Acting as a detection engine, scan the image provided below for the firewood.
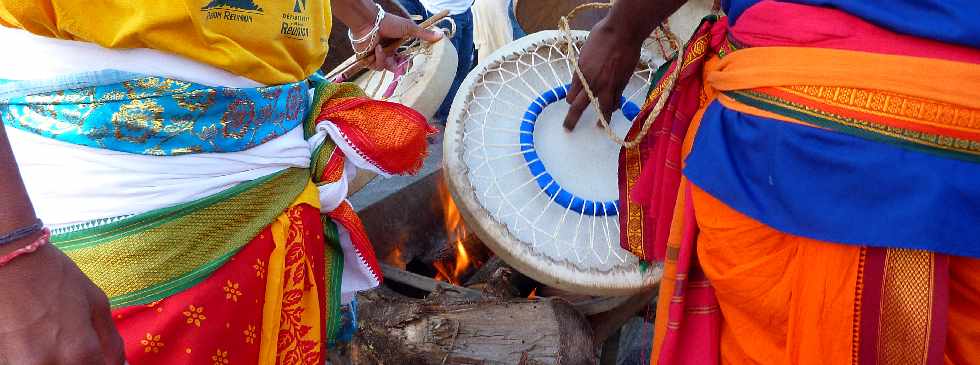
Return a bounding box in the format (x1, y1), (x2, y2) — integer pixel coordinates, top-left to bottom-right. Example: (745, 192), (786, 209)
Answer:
(381, 263), (483, 300)
(351, 290), (597, 365)
(480, 266), (521, 299)
(462, 256), (506, 286)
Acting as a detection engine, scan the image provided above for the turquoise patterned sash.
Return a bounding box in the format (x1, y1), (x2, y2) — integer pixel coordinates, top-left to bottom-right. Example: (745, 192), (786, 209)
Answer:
(0, 70), (309, 156)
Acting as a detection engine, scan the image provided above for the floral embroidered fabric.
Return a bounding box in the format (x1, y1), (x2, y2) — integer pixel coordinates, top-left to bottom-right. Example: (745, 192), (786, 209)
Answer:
(1, 75), (309, 155)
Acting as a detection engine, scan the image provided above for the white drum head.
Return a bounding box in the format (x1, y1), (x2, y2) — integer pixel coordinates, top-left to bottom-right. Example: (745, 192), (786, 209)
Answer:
(330, 37), (458, 120)
(445, 30), (665, 295)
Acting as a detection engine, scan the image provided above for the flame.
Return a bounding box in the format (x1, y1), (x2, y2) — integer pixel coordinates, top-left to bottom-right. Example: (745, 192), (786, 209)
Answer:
(432, 176), (478, 285)
(453, 239), (471, 280)
(431, 239), (471, 285)
(528, 288), (538, 299)
(385, 244), (406, 269)
(433, 260), (456, 284)
(440, 176), (464, 241)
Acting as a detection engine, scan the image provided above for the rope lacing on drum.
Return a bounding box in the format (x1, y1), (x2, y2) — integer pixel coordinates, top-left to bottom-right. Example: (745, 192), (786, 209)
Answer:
(456, 32), (658, 268)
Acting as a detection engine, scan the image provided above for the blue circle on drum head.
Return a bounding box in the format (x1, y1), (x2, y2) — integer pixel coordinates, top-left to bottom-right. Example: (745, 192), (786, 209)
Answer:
(520, 84), (640, 217)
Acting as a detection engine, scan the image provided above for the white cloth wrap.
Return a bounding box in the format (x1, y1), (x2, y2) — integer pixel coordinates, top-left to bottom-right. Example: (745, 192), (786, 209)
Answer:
(2, 27), (383, 302)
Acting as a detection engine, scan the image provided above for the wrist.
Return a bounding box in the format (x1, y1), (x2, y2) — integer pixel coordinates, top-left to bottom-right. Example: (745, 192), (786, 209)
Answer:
(0, 218), (42, 252)
(594, 19), (648, 49)
(0, 231), (41, 255)
(347, 1), (382, 36)
(0, 228), (49, 266)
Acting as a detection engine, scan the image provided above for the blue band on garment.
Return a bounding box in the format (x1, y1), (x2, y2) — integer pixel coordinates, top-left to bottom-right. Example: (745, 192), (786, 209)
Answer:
(1, 71), (309, 156)
(684, 101), (980, 258)
(520, 84), (640, 216)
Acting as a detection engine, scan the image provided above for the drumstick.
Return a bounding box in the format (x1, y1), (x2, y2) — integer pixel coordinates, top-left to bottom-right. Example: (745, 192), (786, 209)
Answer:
(329, 10), (450, 81)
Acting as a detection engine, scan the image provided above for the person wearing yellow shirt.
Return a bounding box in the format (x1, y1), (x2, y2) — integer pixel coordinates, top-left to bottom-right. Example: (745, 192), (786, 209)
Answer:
(0, 0), (440, 364)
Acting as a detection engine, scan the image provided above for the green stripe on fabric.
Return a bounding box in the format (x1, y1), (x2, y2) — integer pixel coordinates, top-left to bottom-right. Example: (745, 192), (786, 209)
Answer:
(323, 217), (345, 344)
(110, 250), (238, 308)
(54, 168), (312, 308)
(304, 83), (330, 138)
(303, 81), (368, 138)
(311, 139), (338, 182)
(648, 55), (675, 96)
(725, 91), (980, 163)
(54, 170), (287, 250)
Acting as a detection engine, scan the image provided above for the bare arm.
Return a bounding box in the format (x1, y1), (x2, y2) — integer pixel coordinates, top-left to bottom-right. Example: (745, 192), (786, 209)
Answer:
(0, 126), (125, 364)
(332, 0), (385, 34)
(332, 0), (443, 70)
(563, 0), (688, 130)
(0, 126), (36, 251)
(605, 0), (688, 47)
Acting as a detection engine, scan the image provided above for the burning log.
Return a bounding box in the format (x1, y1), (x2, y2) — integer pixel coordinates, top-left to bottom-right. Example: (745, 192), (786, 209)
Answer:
(480, 266), (522, 299)
(380, 263), (483, 300)
(355, 168), (652, 363)
(352, 290), (597, 365)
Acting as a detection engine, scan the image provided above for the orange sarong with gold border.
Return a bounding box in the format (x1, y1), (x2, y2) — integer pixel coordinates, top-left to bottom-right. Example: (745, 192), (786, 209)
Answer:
(618, 4), (980, 365)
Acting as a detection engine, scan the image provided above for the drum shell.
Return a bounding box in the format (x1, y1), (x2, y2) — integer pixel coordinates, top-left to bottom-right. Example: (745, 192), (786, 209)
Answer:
(444, 30), (664, 296)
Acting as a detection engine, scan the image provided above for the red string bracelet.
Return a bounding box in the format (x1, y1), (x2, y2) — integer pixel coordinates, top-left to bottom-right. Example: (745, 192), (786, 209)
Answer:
(0, 228), (50, 268)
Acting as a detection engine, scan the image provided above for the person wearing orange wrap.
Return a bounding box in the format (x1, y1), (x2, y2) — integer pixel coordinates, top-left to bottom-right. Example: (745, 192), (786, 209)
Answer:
(565, 0), (980, 364)
(0, 0), (440, 364)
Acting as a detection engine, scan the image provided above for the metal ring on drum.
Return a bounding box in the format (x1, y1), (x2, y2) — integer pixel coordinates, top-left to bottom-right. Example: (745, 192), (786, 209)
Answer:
(444, 30), (664, 296)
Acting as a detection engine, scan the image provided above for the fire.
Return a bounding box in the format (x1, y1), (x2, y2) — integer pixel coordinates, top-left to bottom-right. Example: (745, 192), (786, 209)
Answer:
(433, 260), (456, 284)
(453, 239), (471, 279)
(439, 176), (465, 242)
(432, 176), (478, 285)
(431, 238), (472, 285)
(528, 288), (538, 299)
(385, 244), (406, 269)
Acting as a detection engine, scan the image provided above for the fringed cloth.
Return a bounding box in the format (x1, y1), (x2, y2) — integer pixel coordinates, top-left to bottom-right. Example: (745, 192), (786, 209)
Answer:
(616, 2), (980, 364)
(5, 76), (434, 364)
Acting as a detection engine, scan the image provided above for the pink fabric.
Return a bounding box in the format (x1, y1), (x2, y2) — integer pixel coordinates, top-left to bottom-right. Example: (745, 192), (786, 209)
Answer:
(731, 1), (980, 64)
(656, 184), (720, 365)
(619, 18), (725, 262)
(619, 16), (726, 365)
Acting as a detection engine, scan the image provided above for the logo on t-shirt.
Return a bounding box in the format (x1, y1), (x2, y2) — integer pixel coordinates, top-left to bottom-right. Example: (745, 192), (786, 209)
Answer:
(202, 0), (263, 23)
(280, 0), (311, 40)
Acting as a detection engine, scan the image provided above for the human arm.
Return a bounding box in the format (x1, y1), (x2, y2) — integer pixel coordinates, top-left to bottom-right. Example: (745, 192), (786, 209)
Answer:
(563, 0), (688, 130)
(332, 0), (443, 70)
(0, 126), (125, 365)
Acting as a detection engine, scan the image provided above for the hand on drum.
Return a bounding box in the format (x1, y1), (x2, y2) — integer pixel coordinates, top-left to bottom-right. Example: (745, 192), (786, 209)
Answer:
(355, 13), (444, 71)
(563, 19), (644, 132)
(563, 0), (688, 132)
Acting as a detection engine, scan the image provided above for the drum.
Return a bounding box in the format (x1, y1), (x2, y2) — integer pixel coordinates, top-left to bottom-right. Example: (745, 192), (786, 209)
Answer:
(328, 36), (458, 120)
(329, 31), (458, 196)
(444, 30), (664, 295)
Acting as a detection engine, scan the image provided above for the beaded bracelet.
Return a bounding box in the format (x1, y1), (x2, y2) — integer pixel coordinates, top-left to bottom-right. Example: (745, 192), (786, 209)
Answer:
(0, 228), (50, 268)
(348, 3), (386, 56)
(0, 218), (43, 246)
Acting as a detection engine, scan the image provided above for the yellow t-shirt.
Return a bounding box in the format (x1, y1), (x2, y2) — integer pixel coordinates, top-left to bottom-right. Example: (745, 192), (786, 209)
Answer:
(0, 0), (332, 84)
